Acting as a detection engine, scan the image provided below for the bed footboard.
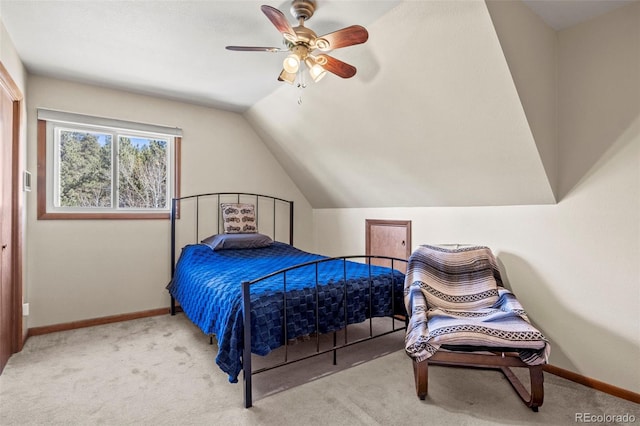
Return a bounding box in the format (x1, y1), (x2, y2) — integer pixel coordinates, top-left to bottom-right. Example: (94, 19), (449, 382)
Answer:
(241, 255), (407, 408)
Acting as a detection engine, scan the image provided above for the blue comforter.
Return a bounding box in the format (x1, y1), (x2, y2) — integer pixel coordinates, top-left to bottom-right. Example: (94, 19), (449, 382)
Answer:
(167, 242), (405, 382)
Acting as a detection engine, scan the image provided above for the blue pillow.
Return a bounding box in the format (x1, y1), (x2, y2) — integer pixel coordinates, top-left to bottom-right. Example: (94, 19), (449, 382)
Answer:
(201, 233), (273, 251)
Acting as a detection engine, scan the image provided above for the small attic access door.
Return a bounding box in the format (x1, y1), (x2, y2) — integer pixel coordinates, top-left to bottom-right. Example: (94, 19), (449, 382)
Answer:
(365, 219), (411, 274)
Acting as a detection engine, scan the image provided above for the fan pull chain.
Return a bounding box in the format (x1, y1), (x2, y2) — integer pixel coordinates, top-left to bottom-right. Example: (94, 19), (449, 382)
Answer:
(296, 68), (307, 105)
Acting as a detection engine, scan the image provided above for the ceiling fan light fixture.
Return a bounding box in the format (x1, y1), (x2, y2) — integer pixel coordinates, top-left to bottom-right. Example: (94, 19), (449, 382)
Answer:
(309, 64), (326, 82)
(278, 69), (297, 84)
(283, 53), (301, 73)
(305, 57), (327, 82)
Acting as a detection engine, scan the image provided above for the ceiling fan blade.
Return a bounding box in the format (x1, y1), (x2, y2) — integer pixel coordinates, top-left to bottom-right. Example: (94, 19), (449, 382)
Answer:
(316, 25), (369, 51)
(316, 54), (357, 79)
(261, 5), (298, 43)
(226, 46), (284, 52)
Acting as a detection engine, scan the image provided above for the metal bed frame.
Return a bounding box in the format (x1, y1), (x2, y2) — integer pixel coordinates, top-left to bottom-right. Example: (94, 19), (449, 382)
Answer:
(169, 192), (407, 408)
(169, 192), (294, 316)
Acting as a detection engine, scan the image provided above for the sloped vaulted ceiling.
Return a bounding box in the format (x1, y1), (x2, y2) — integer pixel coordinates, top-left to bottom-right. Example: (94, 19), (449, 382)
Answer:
(245, 0), (557, 208)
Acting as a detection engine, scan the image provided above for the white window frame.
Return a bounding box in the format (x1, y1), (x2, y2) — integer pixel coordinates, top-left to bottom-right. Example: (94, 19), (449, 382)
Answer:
(37, 109), (182, 219)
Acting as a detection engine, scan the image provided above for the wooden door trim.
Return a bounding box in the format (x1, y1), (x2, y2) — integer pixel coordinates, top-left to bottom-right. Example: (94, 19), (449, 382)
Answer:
(0, 62), (22, 100)
(0, 61), (24, 354)
(365, 219), (412, 260)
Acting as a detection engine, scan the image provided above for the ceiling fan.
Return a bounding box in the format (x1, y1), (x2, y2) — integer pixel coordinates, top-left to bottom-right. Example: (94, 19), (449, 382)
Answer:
(226, 0), (369, 84)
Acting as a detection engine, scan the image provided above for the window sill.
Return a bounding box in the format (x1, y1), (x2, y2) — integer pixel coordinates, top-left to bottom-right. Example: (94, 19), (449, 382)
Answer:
(37, 211), (170, 220)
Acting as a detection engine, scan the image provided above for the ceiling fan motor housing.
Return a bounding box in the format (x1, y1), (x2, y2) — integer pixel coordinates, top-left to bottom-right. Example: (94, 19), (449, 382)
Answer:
(290, 0), (317, 21)
(291, 26), (317, 46)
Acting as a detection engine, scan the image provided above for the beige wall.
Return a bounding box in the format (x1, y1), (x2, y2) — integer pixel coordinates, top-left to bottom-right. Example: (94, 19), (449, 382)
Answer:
(25, 76), (312, 327)
(0, 17), (25, 90)
(558, 1), (639, 199)
(313, 3), (640, 393)
(486, 0), (558, 198)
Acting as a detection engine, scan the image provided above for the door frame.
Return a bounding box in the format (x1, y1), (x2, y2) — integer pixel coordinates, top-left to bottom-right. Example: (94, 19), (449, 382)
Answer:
(0, 61), (24, 355)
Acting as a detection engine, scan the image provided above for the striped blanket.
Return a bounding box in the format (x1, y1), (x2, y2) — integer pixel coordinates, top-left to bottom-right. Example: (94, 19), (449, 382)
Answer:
(404, 245), (550, 365)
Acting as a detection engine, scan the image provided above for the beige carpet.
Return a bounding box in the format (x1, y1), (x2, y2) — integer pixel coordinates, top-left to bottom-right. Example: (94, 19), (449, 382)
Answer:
(0, 314), (637, 425)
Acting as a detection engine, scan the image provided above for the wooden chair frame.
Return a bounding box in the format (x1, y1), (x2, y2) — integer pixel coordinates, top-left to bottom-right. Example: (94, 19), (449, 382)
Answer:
(412, 349), (544, 411)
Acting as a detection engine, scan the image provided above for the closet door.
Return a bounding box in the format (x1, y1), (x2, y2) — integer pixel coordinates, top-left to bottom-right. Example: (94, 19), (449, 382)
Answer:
(0, 63), (23, 374)
(0, 76), (14, 373)
(365, 219), (411, 273)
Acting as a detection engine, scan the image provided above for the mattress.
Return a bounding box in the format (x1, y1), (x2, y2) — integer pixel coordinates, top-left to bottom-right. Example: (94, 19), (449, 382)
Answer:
(167, 242), (405, 382)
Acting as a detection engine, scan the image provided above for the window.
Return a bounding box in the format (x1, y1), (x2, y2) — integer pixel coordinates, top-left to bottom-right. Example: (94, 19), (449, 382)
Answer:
(37, 109), (181, 219)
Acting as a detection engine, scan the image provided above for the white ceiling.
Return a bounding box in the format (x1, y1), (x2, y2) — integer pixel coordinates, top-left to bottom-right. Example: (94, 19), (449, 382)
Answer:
(521, 0), (634, 30)
(1, 0), (634, 208)
(0, 0), (400, 112)
(0, 0), (632, 113)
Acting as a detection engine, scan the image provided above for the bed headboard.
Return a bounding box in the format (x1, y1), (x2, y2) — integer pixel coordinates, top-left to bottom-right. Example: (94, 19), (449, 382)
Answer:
(170, 192), (294, 276)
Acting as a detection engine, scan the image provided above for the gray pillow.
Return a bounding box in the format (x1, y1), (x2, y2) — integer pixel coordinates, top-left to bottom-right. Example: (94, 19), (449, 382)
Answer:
(201, 233), (273, 251)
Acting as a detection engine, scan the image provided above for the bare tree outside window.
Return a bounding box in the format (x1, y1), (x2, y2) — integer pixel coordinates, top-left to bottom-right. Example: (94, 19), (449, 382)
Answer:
(57, 130), (169, 210)
(118, 136), (167, 209)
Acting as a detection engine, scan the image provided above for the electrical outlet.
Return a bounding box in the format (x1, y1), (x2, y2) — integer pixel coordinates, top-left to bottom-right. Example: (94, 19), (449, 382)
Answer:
(22, 303), (29, 316)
